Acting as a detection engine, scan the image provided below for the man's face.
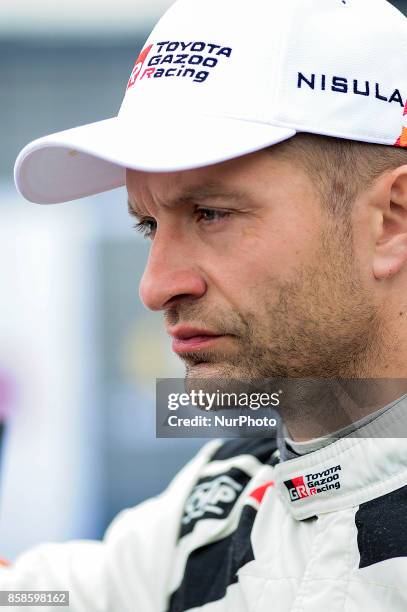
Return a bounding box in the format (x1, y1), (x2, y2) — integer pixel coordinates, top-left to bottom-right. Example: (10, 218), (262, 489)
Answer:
(127, 148), (381, 380)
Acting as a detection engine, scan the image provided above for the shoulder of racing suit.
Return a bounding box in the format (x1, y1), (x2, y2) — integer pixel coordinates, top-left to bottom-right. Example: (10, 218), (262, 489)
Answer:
(0, 438), (278, 612)
(3, 435), (407, 612)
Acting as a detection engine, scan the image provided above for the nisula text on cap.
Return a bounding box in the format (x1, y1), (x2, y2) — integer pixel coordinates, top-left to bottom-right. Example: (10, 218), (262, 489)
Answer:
(298, 72), (404, 107)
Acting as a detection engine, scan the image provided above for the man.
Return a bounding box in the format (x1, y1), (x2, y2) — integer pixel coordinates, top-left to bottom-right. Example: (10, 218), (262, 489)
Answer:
(4, 0), (407, 610)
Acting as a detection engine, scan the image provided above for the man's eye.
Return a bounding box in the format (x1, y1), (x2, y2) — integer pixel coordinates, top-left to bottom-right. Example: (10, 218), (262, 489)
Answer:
(133, 209), (230, 237)
(133, 219), (156, 239)
(196, 208), (231, 223)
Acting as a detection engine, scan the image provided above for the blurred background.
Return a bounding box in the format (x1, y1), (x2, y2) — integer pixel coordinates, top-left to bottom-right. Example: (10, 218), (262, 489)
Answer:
(0, 0), (407, 560)
(0, 0), (207, 560)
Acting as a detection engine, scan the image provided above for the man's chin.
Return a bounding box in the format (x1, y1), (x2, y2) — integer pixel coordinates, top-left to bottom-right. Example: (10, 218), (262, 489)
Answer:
(184, 359), (255, 383)
(184, 362), (278, 403)
(185, 361), (224, 379)
(184, 361), (242, 401)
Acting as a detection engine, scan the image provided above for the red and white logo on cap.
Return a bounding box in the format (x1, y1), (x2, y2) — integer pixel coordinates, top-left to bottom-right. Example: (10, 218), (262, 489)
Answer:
(127, 45), (154, 89)
(126, 40), (233, 89)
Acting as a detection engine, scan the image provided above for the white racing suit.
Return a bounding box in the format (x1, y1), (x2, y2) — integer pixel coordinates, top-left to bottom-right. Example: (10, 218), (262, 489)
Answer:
(1, 399), (407, 611)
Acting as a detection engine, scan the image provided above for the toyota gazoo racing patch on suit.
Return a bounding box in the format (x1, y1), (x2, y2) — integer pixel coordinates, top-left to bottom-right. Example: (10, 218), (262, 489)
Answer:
(284, 465), (342, 502)
(127, 40), (233, 88)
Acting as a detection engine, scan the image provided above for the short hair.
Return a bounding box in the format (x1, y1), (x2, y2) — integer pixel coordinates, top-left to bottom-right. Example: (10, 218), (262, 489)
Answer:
(270, 133), (407, 217)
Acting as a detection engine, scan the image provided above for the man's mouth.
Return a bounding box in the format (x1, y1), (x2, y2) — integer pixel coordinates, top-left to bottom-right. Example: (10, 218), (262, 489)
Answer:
(168, 326), (224, 355)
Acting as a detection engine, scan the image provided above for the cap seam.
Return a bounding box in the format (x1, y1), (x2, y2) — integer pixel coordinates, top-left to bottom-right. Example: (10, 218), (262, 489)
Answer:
(269, 0), (295, 126)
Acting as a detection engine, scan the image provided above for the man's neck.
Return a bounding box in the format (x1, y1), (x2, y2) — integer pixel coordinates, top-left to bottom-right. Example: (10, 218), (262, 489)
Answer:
(280, 378), (407, 442)
(280, 390), (407, 462)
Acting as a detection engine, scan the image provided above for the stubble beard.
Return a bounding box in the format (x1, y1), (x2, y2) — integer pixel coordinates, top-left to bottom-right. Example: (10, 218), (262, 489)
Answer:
(169, 217), (384, 383)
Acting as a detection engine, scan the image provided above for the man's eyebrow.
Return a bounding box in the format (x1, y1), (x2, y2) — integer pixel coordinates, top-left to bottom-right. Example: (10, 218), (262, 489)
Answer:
(127, 183), (249, 219)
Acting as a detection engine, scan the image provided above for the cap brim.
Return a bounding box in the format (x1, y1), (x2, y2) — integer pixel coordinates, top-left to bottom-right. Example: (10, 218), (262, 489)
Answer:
(14, 114), (296, 204)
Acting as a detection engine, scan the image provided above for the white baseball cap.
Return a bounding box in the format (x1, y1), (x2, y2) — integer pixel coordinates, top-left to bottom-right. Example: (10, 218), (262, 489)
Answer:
(14, 0), (407, 205)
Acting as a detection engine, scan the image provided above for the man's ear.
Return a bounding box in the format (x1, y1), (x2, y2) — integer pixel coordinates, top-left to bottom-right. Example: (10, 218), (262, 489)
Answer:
(373, 165), (407, 281)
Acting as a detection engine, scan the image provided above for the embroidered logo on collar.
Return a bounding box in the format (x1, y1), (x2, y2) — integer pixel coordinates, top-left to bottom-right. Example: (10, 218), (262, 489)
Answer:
(284, 465), (342, 502)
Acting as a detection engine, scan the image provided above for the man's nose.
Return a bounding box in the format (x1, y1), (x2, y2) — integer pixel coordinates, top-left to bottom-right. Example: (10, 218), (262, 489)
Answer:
(139, 238), (207, 311)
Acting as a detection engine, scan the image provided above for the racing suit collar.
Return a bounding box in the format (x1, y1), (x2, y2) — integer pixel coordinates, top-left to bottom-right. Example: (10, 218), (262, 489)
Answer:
(274, 394), (407, 521)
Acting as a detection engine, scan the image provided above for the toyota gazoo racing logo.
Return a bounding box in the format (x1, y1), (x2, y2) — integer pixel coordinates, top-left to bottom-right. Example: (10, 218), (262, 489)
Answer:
(127, 44), (154, 89)
(284, 465), (342, 502)
(127, 40), (233, 89)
